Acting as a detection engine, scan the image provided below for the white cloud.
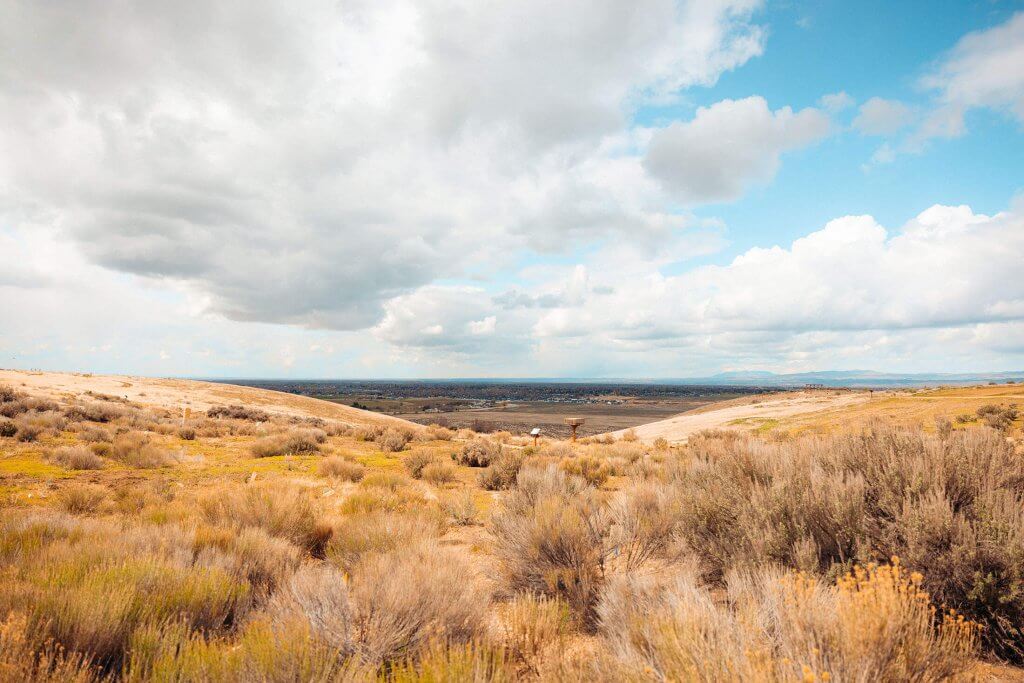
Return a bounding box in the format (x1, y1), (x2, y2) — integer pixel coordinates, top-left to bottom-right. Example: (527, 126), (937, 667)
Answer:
(819, 91), (854, 113)
(643, 96), (831, 203)
(0, 0), (766, 331)
(391, 202), (1024, 373)
(468, 316), (497, 336)
(853, 97), (913, 135)
(916, 12), (1024, 142)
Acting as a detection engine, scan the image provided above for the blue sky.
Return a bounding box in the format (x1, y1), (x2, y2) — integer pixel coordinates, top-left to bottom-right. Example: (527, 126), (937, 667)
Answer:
(2, 0), (1024, 378)
(680, 0), (1024, 259)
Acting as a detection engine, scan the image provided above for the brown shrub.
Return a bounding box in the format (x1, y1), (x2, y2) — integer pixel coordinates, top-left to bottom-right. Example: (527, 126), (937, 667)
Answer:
(56, 484), (108, 514)
(426, 424), (454, 441)
(402, 450), (437, 478)
(560, 455), (611, 488)
(177, 427), (196, 440)
(249, 428), (325, 457)
(353, 424), (385, 442)
(206, 404), (270, 421)
(377, 427), (411, 453)
(478, 450), (526, 491)
(318, 456), (365, 482)
(0, 417), (16, 438)
(421, 462), (457, 486)
(64, 402), (124, 423)
(77, 425), (111, 443)
(490, 465), (608, 625)
(109, 432), (179, 468)
(15, 421), (43, 442)
(349, 542), (490, 661)
(47, 445), (105, 470)
(264, 565), (354, 656)
(199, 481), (330, 556)
(0, 384), (25, 403)
(440, 491), (478, 526)
(454, 439), (500, 467)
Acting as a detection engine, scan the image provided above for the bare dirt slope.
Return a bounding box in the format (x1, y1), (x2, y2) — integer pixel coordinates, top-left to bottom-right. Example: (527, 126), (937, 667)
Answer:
(604, 390), (871, 443)
(0, 368), (420, 429)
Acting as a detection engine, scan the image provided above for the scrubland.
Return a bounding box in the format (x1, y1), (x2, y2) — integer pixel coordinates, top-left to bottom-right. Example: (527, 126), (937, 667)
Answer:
(0, 377), (1022, 681)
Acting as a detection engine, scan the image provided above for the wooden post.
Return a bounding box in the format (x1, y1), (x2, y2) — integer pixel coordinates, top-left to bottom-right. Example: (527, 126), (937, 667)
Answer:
(563, 417), (585, 443)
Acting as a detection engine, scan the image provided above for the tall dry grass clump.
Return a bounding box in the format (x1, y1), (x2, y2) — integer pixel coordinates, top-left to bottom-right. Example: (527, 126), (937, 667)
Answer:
(377, 427), (412, 453)
(249, 428), (325, 457)
(490, 465), (609, 625)
(0, 512), (250, 671)
(319, 455), (365, 482)
(56, 483), (108, 514)
(348, 542), (490, 662)
(667, 425), (1024, 660)
(109, 432), (178, 468)
(47, 445), (105, 470)
(198, 481), (330, 556)
(326, 510), (441, 572)
(0, 613), (100, 682)
(402, 450), (438, 478)
(454, 438), (501, 467)
(595, 561), (977, 681)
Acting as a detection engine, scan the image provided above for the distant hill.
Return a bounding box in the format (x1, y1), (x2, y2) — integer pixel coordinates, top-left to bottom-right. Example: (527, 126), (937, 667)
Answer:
(691, 370), (1024, 388)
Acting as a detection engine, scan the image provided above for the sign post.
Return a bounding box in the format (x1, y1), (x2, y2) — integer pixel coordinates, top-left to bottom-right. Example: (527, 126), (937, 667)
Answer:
(563, 417), (585, 443)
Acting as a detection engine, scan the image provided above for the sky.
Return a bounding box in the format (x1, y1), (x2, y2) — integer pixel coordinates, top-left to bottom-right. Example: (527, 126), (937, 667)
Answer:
(2, 0), (1024, 379)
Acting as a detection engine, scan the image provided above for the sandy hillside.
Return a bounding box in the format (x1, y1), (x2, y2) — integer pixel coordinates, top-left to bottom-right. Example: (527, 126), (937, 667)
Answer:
(603, 390), (871, 443)
(606, 383), (1024, 443)
(0, 368), (420, 430)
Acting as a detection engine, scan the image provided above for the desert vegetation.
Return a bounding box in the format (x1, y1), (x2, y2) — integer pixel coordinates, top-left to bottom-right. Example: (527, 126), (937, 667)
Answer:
(0, 379), (1022, 680)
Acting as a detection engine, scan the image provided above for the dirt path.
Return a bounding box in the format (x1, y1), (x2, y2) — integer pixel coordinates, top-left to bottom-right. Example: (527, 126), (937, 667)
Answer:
(603, 390), (871, 443)
(0, 368), (421, 429)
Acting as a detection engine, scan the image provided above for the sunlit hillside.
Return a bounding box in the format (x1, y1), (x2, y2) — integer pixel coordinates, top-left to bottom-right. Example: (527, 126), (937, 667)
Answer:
(1, 372), (1022, 680)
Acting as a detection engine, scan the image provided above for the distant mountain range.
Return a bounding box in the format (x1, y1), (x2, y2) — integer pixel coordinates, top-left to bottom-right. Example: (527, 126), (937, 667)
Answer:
(684, 370), (1024, 388)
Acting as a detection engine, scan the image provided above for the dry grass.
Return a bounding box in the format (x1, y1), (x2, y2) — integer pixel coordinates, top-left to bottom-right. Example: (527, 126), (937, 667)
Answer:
(377, 427), (412, 453)
(348, 542), (490, 662)
(109, 432), (179, 468)
(426, 424), (455, 440)
(319, 455), (366, 481)
(455, 438), (501, 467)
(421, 461), (457, 485)
(56, 484), (108, 514)
(0, 613), (100, 682)
(249, 428), (325, 457)
(199, 481), (330, 556)
(47, 445), (106, 470)
(402, 449), (438, 478)
(326, 511), (441, 571)
(490, 465), (609, 625)
(595, 561), (977, 681)
(1, 379), (1021, 679)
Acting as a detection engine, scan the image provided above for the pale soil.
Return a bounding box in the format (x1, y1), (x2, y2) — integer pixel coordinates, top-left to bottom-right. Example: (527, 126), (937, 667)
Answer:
(0, 368), (421, 430)
(603, 390), (872, 443)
